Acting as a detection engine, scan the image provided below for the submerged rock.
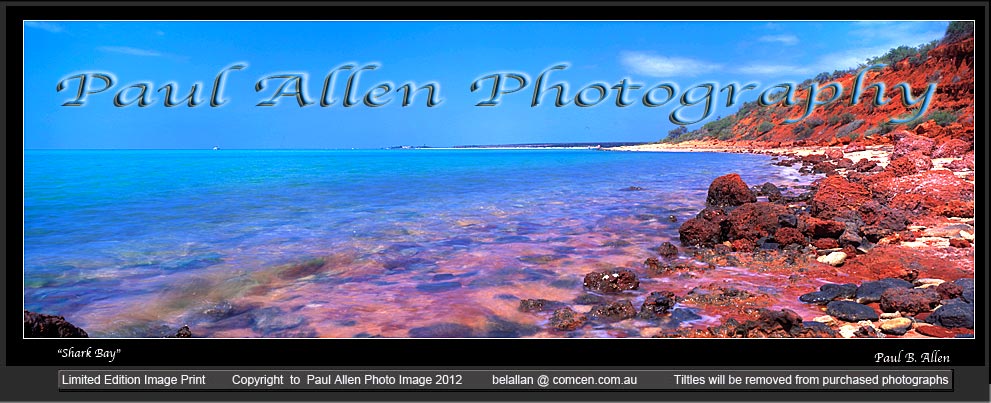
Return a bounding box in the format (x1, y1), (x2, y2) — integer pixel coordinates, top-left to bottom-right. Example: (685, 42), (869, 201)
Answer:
(276, 258), (326, 280)
(484, 317), (539, 338)
(683, 284), (754, 306)
(656, 242), (679, 258)
(573, 294), (607, 305)
(669, 308), (703, 323)
(550, 308), (587, 331)
(409, 323), (474, 338)
(175, 325), (192, 338)
(23, 310), (88, 338)
(582, 269), (639, 293)
(519, 298), (565, 313)
(588, 301), (637, 323)
(160, 253), (224, 272)
(638, 291), (677, 319)
(250, 307), (305, 333)
(416, 281), (462, 293)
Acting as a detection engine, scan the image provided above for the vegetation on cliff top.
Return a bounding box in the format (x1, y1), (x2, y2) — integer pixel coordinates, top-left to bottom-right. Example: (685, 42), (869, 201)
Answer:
(663, 22), (974, 145)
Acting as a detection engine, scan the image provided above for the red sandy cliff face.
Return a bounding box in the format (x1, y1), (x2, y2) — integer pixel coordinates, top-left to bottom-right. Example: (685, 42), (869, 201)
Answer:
(681, 33), (974, 151)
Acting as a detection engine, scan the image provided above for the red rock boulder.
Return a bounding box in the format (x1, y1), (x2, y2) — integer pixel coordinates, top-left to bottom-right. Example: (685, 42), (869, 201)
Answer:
(810, 176), (872, 220)
(891, 131), (935, 159)
(706, 173), (756, 208)
(932, 139), (971, 158)
(885, 151), (933, 177)
(726, 202), (789, 243)
(679, 218), (722, 247)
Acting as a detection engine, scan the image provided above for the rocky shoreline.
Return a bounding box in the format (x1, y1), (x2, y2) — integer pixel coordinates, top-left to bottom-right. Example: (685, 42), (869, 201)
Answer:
(589, 124), (975, 338)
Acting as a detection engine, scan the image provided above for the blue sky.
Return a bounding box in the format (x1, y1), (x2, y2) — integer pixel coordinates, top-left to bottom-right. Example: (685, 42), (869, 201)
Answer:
(24, 21), (949, 149)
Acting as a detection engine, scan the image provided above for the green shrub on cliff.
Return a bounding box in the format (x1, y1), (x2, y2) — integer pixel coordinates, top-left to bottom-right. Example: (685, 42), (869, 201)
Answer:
(905, 109), (958, 129)
(865, 121), (895, 138)
(702, 115), (738, 140)
(944, 21), (975, 44)
(757, 121), (774, 134)
(792, 116), (825, 140)
(866, 45), (919, 67)
(928, 110), (960, 126)
(827, 112), (856, 126)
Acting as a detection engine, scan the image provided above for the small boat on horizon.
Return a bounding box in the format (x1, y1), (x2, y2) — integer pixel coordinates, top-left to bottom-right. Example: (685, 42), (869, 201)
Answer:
(212, 146), (220, 150)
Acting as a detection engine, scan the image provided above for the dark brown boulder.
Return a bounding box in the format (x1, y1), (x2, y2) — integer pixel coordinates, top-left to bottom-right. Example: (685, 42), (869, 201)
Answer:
(24, 310), (88, 338)
(550, 308), (587, 331)
(589, 300), (637, 322)
(879, 288), (940, 314)
(758, 182), (784, 203)
(656, 242), (679, 258)
(720, 309), (838, 338)
(936, 282), (963, 300)
(582, 269), (639, 293)
(519, 298), (565, 313)
(175, 325), (192, 338)
(638, 291), (677, 319)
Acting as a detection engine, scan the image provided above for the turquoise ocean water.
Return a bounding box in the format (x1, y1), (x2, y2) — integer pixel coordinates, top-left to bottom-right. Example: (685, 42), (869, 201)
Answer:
(23, 149), (805, 338)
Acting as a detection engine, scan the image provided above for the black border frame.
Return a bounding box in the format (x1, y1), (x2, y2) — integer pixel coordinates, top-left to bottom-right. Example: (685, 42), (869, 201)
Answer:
(4, 2), (988, 401)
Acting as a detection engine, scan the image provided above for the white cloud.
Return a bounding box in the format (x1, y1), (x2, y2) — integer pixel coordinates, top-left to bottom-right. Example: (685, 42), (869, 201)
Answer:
(620, 51), (721, 77)
(738, 21), (947, 78)
(155, 30), (166, 36)
(758, 34), (799, 46)
(24, 21), (64, 33)
(737, 64), (813, 76)
(812, 22), (945, 72)
(97, 46), (163, 57)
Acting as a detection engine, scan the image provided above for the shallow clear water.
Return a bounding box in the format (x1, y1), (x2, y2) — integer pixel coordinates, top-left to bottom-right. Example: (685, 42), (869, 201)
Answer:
(24, 149), (806, 337)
